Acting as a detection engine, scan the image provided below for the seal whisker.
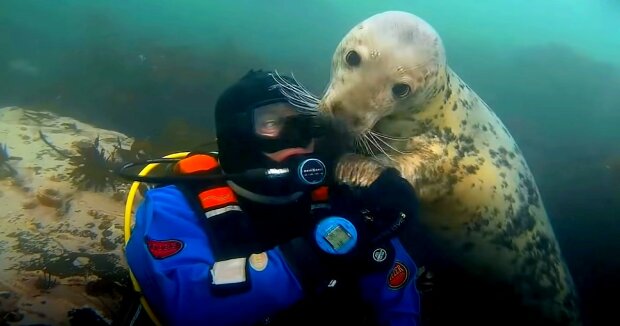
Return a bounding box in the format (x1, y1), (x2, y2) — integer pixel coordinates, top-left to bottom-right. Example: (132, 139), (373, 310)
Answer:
(354, 137), (364, 154)
(360, 135), (380, 160)
(270, 70), (321, 113)
(369, 132), (407, 157)
(369, 131), (411, 155)
(358, 136), (375, 158)
(364, 135), (382, 160)
(370, 130), (410, 141)
(289, 72), (321, 102)
(364, 132), (395, 161)
(319, 82), (331, 99)
(269, 76), (316, 105)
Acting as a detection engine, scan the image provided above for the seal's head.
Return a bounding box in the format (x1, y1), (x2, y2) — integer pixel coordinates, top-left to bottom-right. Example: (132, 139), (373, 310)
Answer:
(320, 11), (447, 136)
(215, 69), (354, 202)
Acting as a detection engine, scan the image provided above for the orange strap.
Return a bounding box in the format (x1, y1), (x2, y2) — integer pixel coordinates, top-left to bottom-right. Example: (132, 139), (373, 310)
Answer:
(176, 154), (219, 174)
(176, 154), (329, 210)
(198, 186), (238, 208)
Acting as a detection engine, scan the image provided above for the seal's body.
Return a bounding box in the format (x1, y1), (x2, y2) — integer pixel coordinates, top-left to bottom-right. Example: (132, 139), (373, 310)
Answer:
(318, 11), (580, 325)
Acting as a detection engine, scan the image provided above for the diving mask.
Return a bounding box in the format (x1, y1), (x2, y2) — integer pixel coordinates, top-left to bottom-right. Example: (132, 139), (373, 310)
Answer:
(250, 102), (324, 155)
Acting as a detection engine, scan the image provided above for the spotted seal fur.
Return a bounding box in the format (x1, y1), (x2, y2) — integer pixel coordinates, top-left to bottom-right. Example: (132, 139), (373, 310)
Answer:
(274, 10), (582, 326)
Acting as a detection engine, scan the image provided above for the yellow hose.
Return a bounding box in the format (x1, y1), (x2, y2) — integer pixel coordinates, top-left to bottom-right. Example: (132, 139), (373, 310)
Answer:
(123, 152), (190, 326)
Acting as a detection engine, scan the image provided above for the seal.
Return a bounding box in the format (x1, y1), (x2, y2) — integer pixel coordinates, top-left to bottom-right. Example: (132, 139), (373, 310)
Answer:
(304, 10), (580, 325)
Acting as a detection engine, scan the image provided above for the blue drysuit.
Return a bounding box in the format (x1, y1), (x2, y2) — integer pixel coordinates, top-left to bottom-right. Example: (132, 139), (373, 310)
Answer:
(125, 185), (420, 325)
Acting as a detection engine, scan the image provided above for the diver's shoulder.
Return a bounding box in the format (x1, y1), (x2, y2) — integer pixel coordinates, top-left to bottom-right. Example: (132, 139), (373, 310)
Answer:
(143, 185), (187, 205)
(138, 185), (200, 223)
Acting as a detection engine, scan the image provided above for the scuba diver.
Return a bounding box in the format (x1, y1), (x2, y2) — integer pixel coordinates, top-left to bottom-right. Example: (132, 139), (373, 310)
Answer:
(120, 70), (422, 325)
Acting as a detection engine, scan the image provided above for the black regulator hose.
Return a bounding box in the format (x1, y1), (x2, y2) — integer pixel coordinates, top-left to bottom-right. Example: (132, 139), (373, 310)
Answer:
(115, 159), (287, 185)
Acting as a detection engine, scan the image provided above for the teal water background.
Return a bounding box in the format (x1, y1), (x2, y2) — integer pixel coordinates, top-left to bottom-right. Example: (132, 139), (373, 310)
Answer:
(1, 1), (619, 325)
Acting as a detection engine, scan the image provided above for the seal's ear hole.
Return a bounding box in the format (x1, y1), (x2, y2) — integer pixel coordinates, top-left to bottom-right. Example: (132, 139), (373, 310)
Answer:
(392, 83), (411, 98)
(345, 50), (362, 67)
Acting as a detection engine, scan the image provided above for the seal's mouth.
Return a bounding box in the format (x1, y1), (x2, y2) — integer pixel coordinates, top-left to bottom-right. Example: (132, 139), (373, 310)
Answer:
(327, 110), (375, 138)
(353, 117), (412, 158)
(356, 116), (381, 137)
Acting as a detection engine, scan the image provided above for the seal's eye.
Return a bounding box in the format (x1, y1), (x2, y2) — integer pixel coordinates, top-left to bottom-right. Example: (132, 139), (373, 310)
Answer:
(392, 83), (411, 98)
(345, 50), (361, 67)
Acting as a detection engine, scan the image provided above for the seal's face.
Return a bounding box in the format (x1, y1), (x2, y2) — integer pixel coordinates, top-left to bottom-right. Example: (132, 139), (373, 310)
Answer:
(319, 11), (447, 136)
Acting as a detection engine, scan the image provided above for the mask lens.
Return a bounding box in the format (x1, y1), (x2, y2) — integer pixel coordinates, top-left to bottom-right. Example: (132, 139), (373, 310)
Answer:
(253, 103), (300, 139)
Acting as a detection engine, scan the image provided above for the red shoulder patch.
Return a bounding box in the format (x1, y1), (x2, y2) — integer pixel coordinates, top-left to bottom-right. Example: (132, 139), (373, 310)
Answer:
(146, 239), (184, 259)
(388, 261), (409, 290)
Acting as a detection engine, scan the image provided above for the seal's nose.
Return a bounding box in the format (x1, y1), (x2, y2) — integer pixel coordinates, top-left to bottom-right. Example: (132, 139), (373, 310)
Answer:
(330, 101), (361, 127)
(330, 100), (344, 117)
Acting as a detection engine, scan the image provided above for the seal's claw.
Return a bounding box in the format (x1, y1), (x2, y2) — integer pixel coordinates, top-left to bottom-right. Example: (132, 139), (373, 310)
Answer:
(335, 153), (386, 187)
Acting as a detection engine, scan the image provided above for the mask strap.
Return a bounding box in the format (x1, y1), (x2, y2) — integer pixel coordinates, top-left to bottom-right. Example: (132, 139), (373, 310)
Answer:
(227, 180), (304, 205)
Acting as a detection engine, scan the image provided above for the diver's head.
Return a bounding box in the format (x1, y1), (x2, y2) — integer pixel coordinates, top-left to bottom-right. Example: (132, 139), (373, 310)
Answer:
(215, 69), (333, 203)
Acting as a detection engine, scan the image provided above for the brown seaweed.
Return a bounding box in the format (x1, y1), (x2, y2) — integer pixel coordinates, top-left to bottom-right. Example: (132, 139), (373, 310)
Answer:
(35, 268), (58, 290)
(0, 143), (18, 178)
(38, 130), (123, 192)
(68, 136), (120, 192)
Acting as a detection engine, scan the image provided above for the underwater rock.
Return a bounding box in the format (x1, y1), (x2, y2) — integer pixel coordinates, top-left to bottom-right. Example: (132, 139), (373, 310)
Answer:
(100, 237), (117, 251)
(0, 290), (18, 310)
(22, 200), (37, 209)
(0, 106), (133, 325)
(36, 188), (64, 208)
(72, 257), (90, 269)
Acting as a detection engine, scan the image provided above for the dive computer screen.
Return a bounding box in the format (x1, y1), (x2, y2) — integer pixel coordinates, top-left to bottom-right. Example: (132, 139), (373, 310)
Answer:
(324, 224), (352, 250)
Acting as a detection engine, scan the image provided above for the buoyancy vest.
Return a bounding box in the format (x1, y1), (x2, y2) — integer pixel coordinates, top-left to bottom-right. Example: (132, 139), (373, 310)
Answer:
(172, 152), (330, 262)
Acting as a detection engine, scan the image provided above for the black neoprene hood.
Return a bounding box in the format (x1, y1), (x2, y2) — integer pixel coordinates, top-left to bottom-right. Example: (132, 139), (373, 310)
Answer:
(214, 70), (296, 174)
